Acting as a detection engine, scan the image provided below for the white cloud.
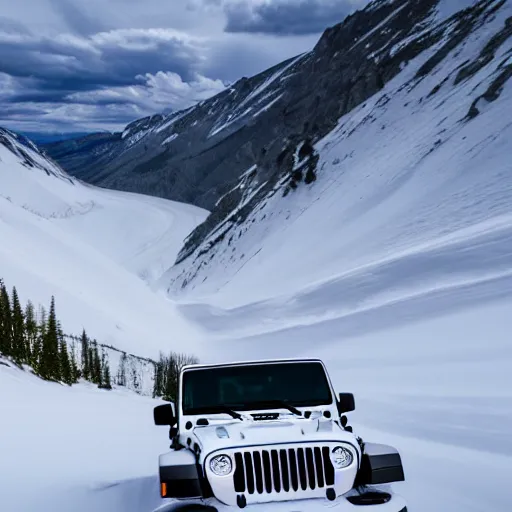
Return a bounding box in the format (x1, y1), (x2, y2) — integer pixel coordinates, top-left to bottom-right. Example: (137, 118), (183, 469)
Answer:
(0, 0), (360, 132)
(67, 71), (226, 112)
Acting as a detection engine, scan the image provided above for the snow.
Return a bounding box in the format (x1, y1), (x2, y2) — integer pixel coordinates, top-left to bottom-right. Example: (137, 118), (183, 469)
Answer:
(252, 93), (284, 119)
(0, 132), (209, 359)
(238, 53), (307, 110)
(3, 3), (512, 512)
(350, 3), (408, 51)
(208, 107), (253, 138)
(162, 133), (178, 145)
(0, 362), (168, 512)
(154, 108), (194, 134)
(184, 295), (512, 511)
(123, 128), (151, 147)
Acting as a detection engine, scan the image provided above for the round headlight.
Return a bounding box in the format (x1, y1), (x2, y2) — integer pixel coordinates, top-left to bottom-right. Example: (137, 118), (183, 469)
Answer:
(209, 454), (233, 476)
(331, 446), (353, 469)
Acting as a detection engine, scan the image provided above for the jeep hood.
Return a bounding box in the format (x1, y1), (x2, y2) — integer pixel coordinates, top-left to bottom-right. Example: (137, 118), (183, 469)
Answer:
(191, 416), (356, 456)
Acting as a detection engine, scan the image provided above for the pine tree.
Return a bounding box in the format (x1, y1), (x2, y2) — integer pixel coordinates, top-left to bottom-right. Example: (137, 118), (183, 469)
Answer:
(88, 345), (95, 383)
(132, 366), (140, 393)
(87, 347), (94, 382)
(0, 282), (13, 357)
(32, 305), (47, 374)
(152, 355), (164, 398)
(159, 352), (199, 401)
(37, 305), (47, 331)
(11, 286), (26, 364)
(80, 329), (90, 380)
(90, 341), (102, 385)
(95, 344), (102, 385)
(31, 333), (43, 375)
(58, 323), (72, 384)
(25, 301), (38, 367)
(103, 363), (112, 390)
(69, 341), (79, 383)
(164, 354), (178, 401)
(40, 296), (60, 381)
(100, 350), (112, 390)
(0, 279), (6, 357)
(117, 352), (127, 387)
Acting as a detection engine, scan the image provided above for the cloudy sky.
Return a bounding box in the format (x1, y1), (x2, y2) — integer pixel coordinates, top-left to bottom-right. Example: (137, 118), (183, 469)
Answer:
(0, 0), (367, 133)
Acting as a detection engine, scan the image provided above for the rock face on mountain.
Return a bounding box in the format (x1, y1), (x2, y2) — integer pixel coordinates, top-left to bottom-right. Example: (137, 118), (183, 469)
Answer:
(0, 127), (74, 183)
(44, 0), (512, 274)
(43, 56), (298, 210)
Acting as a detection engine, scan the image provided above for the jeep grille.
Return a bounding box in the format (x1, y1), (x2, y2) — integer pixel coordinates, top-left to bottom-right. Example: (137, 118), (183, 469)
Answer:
(233, 446), (335, 494)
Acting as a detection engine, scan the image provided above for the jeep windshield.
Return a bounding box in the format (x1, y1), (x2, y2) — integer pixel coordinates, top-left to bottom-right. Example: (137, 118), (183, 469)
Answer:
(182, 361), (333, 415)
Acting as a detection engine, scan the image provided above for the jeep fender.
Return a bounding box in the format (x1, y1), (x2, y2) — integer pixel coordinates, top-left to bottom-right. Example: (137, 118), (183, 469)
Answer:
(159, 450), (205, 499)
(355, 443), (405, 486)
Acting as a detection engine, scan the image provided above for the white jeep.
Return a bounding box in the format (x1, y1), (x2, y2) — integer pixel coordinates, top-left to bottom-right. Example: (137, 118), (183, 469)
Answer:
(153, 358), (407, 512)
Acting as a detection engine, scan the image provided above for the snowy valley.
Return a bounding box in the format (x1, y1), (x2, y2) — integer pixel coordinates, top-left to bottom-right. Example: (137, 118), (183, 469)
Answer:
(0, 127), (207, 362)
(1, 0), (512, 512)
(0, 127), (207, 511)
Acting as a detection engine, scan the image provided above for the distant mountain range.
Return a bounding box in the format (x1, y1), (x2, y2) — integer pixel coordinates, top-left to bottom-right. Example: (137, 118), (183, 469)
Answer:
(19, 131), (95, 145)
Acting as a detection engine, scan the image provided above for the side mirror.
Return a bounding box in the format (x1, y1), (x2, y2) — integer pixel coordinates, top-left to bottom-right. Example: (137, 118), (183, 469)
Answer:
(154, 404), (177, 426)
(337, 393), (355, 414)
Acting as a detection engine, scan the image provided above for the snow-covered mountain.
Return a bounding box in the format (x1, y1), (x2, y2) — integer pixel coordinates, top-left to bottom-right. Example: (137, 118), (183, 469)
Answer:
(166, 0), (512, 301)
(2, 1), (512, 512)
(42, 0), (460, 212)
(41, 55), (301, 209)
(0, 126), (208, 362)
(44, 0), (512, 269)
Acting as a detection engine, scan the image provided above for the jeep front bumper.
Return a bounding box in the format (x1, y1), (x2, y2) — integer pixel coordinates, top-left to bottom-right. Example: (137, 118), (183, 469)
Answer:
(153, 492), (407, 512)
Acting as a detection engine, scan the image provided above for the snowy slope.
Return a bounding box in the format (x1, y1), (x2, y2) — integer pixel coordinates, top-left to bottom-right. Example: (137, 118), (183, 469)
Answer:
(0, 361), (168, 512)
(0, 129), (210, 512)
(158, 2), (512, 510)
(167, 0), (512, 303)
(0, 127), (208, 359)
(181, 300), (511, 512)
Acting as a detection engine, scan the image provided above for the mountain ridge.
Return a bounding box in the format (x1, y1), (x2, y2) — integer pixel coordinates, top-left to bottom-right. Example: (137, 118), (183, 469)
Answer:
(43, 0), (443, 209)
(41, 0), (512, 279)
(160, 0), (512, 301)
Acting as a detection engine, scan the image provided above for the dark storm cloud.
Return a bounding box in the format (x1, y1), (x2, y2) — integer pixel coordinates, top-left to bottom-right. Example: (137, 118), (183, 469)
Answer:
(49, 0), (106, 35)
(0, 29), (204, 85)
(223, 0), (367, 35)
(0, 26), (227, 131)
(0, 0), (363, 132)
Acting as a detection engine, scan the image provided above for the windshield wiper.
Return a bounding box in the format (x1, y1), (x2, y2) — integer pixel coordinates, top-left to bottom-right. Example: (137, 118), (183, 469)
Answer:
(245, 400), (302, 417)
(185, 405), (243, 420)
(210, 405), (243, 420)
